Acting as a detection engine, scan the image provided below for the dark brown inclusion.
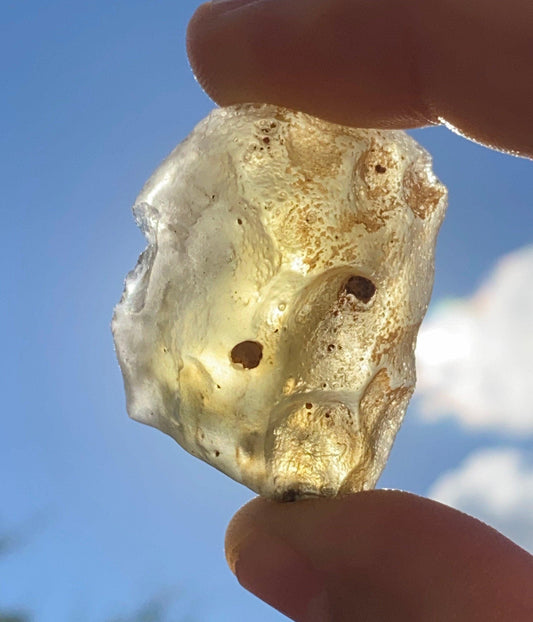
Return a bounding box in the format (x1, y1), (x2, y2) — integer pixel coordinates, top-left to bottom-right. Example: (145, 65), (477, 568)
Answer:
(345, 276), (376, 303)
(281, 488), (298, 502)
(231, 341), (263, 369)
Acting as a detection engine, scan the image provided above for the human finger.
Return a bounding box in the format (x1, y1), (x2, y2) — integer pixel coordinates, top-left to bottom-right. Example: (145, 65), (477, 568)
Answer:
(225, 490), (533, 621)
(187, 0), (533, 157)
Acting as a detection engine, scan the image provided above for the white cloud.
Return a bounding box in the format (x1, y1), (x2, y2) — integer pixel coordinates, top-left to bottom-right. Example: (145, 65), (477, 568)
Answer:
(428, 447), (533, 553)
(416, 245), (533, 434)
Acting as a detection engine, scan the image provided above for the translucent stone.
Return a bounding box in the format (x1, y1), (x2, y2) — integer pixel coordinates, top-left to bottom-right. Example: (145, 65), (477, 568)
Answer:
(112, 104), (447, 499)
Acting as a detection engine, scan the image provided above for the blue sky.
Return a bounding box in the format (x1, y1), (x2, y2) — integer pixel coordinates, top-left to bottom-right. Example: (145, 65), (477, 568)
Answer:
(2, 1), (532, 620)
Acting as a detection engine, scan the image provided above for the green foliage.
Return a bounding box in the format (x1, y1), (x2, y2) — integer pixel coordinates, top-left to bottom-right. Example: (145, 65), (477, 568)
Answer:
(1, 530), (195, 622)
(0, 529), (30, 622)
(106, 592), (197, 622)
(107, 598), (168, 622)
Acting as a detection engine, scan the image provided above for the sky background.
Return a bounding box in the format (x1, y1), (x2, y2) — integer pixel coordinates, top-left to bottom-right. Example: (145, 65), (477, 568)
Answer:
(2, 1), (532, 620)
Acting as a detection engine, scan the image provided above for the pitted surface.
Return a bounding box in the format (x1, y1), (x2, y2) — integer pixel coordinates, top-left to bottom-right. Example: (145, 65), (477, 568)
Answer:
(112, 104), (447, 498)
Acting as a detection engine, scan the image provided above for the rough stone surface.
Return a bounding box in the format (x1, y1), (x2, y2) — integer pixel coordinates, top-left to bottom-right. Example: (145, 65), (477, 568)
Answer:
(112, 104), (447, 499)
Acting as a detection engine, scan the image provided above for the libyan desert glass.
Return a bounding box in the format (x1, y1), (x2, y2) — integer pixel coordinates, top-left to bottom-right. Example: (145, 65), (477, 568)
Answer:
(112, 104), (447, 500)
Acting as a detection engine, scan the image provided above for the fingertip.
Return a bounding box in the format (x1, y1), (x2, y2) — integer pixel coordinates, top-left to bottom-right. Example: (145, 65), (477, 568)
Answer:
(225, 498), (330, 621)
(186, 3), (216, 97)
(187, 0), (533, 156)
(225, 491), (533, 620)
(186, 0), (435, 127)
(224, 497), (265, 574)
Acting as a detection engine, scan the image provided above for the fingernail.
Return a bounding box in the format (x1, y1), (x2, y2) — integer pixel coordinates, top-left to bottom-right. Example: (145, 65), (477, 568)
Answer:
(229, 527), (331, 621)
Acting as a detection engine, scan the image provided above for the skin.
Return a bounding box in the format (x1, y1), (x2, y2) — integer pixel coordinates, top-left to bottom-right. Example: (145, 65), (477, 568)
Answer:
(187, 1), (533, 619)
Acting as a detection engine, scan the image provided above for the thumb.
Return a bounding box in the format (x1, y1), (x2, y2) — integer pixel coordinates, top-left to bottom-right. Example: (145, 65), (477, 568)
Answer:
(187, 0), (533, 157)
(225, 490), (533, 621)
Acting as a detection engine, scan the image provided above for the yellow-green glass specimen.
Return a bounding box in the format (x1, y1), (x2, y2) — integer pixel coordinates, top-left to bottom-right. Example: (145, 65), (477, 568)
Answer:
(112, 104), (447, 500)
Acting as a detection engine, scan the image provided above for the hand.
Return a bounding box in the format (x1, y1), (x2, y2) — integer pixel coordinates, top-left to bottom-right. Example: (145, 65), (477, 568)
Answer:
(187, 2), (533, 619)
